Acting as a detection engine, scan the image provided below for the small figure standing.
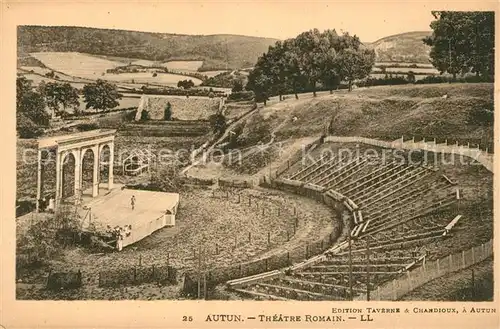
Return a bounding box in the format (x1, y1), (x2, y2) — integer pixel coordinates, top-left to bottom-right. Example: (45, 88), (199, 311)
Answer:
(131, 195), (136, 210)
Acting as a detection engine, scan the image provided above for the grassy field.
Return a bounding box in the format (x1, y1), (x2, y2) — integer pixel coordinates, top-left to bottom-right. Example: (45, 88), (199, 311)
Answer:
(162, 60), (203, 72)
(30, 52), (122, 79)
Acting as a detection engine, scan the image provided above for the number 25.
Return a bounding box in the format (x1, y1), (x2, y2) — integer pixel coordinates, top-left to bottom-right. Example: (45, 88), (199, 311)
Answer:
(182, 316), (193, 322)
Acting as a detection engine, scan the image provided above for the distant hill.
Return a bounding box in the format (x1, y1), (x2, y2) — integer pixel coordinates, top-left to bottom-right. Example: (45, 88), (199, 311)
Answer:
(366, 31), (432, 63)
(17, 26), (279, 71)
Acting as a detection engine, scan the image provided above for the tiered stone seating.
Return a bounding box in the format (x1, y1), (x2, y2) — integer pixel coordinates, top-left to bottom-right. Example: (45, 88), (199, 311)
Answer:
(235, 145), (461, 301)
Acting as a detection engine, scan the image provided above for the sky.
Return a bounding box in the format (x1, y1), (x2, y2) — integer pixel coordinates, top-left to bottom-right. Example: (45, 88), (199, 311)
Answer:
(5, 1), (496, 42)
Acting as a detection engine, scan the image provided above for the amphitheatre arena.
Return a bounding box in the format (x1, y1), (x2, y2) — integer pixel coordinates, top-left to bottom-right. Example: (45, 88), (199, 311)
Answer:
(15, 83), (494, 301)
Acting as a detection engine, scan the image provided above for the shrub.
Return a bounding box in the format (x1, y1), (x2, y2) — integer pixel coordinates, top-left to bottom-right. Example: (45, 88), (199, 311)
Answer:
(228, 91), (254, 102)
(467, 104), (494, 126)
(16, 113), (43, 138)
(75, 122), (100, 131)
(140, 109), (150, 121)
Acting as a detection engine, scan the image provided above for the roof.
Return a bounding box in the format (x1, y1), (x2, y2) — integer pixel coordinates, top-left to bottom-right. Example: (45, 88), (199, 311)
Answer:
(38, 129), (116, 149)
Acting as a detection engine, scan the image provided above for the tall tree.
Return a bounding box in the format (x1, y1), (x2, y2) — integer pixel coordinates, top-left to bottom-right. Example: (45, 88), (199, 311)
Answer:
(423, 11), (494, 80)
(83, 79), (122, 112)
(17, 77), (50, 137)
(246, 66), (272, 105)
(336, 48), (375, 91)
(40, 82), (80, 117)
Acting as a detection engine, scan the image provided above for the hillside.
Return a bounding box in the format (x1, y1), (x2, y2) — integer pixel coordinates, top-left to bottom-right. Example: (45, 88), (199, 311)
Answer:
(243, 83), (494, 148)
(366, 31), (432, 63)
(17, 26), (279, 71)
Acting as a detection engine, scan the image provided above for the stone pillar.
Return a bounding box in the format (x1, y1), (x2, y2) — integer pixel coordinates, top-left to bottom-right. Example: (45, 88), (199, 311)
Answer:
(73, 149), (81, 202)
(92, 145), (99, 197)
(55, 151), (61, 205)
(36, 149), (43, 212)
(108, 142), (114, 190)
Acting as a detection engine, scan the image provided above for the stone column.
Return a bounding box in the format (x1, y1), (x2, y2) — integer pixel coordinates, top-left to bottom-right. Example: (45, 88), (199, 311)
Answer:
(108, 142), (114, 190)
(36, 149), (43, 212)
(55, 150), (61, 205)
(92, 145), (99, 197)
(73, 149), (81, 202)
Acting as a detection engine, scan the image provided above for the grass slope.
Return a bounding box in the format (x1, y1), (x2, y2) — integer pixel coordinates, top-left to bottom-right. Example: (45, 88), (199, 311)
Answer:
(251, 84), (493, 148)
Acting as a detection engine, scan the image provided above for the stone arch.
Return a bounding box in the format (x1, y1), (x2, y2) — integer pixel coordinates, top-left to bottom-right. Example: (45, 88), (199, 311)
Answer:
(99, 144), (111, 185)
(61, 151), (76, 199)
(81, 148), (95, 196)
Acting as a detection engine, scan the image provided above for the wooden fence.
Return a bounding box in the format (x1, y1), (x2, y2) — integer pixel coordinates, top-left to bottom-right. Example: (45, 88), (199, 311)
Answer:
(355, 239), (493, 301)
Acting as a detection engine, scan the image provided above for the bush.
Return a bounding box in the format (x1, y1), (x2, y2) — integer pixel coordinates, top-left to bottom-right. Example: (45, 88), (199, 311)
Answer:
(467, 105), (494, 126)
(228, 91), (254, 102)
(140, 109), (150, 121)
(75, 122), (100, 131)
(16, 113), (43, 138)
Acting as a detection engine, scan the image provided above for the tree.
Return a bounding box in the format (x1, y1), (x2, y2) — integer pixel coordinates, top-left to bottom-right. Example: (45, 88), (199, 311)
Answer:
(294, 29), (325, 97)
(407, 71), (416, 83)
(177, 79), (195, 89)
(208, 113), (226, 135)
(164, 102), (172, 121)
(232, 80), (243, 92)
(83, 79), (122, 112)
(423, 11), (494, 80)
(336, 48), (375, 91)
(39, 82), (80, 117)
(246, 67), (271, 105)
(17, 77), (49, 137)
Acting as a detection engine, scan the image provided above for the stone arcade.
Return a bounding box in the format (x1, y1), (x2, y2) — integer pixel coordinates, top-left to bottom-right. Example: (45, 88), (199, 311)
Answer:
(36, 129), (116, 211)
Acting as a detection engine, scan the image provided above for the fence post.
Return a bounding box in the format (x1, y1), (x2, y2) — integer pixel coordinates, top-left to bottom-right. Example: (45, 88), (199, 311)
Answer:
(98, 272), (101, 286)
(437, 258), (440, 276)
(407, 271), (412, 291)
(287, 231), (290, 242)
(471, 246), (475, 264)
(287, 252), (290, 265)
(462, 250), (466, 269)
(392, 279), (397, 300)
(133, 267), (137, 283)
(449, 254), (453, 271)
(267, 232), (271, 246)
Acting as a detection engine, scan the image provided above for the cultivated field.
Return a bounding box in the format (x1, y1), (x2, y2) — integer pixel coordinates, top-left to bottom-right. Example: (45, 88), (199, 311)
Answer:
(30, 52), (122, 79)
(161, 60), (204, 72)
(102, 72), (202, 86)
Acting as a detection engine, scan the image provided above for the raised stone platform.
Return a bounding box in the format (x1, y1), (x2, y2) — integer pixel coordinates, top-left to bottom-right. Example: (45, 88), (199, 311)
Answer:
(79, 184), (179, 250)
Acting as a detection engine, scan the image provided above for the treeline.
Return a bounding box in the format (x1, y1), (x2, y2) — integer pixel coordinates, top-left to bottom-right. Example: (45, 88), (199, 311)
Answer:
(245, 29), (376, 103)
(200, 71), (247, 88)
